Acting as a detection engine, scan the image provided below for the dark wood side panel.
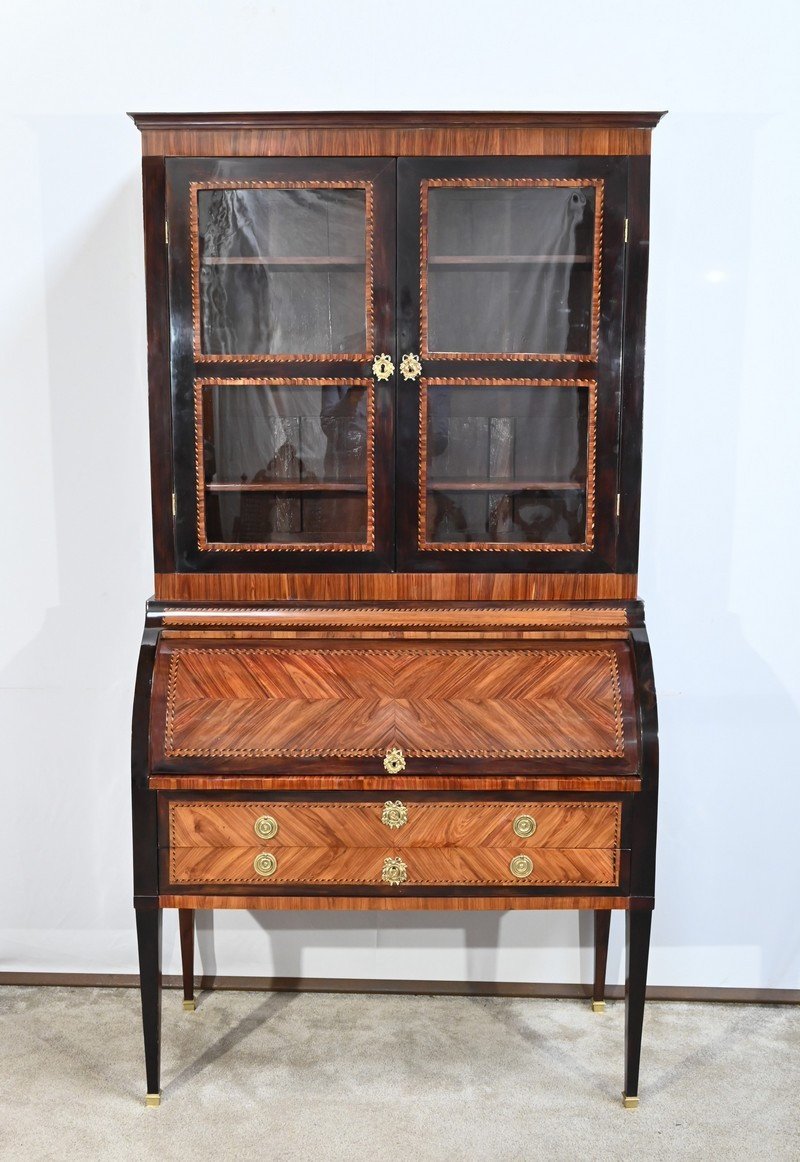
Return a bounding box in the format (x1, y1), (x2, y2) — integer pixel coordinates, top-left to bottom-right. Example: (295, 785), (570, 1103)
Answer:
(617, 157), (652, 571)
(141, 157), (174, 571)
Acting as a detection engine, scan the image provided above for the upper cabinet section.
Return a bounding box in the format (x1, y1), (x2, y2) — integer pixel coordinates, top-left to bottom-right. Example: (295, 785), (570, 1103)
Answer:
(134, 113), (662, 577)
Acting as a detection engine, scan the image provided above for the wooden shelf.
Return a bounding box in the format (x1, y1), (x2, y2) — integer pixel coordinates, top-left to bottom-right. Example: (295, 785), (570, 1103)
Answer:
(207, 481), (366, 493)
(201, 256), (364, 267)
(428, 480), (583, 492)
(428, 254), (592, 266)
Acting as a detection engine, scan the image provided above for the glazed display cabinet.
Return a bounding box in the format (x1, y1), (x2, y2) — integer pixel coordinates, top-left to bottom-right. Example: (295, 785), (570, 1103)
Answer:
(130, 110), (663, 1108)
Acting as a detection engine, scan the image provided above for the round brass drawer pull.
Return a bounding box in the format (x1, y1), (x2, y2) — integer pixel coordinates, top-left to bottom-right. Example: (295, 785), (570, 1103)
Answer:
(509, 854), (534, 879)
(381, 856), (408, 885)
(513, 814), (537, 839)
(254, 814), (278, 840)
(381, 800), (408, 829)
(253, 852), (277, 878)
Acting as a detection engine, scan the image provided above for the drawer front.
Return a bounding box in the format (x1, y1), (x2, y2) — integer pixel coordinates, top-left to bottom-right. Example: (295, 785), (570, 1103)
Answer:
(167, 844), (620, 888)
(167, 800), (621, 850)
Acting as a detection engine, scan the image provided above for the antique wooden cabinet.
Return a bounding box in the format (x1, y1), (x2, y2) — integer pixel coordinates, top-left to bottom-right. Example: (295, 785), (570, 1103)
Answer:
(130, 110), (663, 1108)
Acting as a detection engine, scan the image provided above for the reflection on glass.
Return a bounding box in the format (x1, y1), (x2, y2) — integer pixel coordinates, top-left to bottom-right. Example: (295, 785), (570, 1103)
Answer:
(425, 384), (589, 545)
(426, 185), (596, 356)
(201, 382), (368, 544)
(197, 187), (367, 356)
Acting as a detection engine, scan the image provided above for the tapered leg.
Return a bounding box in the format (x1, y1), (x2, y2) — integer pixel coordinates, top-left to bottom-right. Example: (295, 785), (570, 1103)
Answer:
(178, 909), (195, 1011)
(592, 909), (611, 1011)
(136, 908), (162, 1105)
(623, 908), (652, 1108)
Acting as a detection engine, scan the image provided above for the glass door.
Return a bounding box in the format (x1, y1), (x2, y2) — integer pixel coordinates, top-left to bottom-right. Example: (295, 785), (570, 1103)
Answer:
(166, 157), (395, 570)
(396, 157), (627, 571)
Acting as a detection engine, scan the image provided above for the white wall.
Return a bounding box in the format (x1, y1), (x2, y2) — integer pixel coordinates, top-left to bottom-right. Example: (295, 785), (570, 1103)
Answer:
(1, 0), (798, 990)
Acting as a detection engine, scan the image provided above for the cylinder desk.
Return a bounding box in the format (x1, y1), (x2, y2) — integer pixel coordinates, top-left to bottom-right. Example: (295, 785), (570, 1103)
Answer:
(129, 110), (663, 1107)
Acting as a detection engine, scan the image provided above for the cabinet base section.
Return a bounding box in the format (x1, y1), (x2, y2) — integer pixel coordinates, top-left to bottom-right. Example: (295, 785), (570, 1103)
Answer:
(157, 893), (634, 910)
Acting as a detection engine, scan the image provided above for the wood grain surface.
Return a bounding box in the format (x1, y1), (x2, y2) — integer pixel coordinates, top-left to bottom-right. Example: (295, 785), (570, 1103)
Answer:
(154, 573), (639, 602)
(167, 800), (621, 850)
(157, 642), (627, 761)
(157, 894), (631, 911)
(150, 775), (640, 792)
(159, 604), (629, 629)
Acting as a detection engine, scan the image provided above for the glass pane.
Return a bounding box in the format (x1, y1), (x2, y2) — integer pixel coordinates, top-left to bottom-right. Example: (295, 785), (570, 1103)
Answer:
(200, 382), (369, 545)
(197, 187), (367, 356)
(424, 383), (590, 546)
(425, 185), (596, 356)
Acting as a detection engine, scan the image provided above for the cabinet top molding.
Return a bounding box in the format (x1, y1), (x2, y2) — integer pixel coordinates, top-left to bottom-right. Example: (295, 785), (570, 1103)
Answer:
(129, 110), (667, 131)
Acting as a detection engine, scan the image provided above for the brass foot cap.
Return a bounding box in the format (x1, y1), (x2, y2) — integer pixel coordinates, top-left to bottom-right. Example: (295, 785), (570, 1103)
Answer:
(183, 999), (196, 1012)
(622, 1094), (639, 1110)
(145, 1093), (161, 1108)
(591, 1000), (606, 1013)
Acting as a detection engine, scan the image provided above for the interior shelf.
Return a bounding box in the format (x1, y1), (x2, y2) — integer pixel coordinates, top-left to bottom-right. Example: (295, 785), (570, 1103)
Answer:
(428, 254), (592, 266)
(427, 480), (583, 492)
(201, 256), (365, 267)
(206, 481), (366, 493)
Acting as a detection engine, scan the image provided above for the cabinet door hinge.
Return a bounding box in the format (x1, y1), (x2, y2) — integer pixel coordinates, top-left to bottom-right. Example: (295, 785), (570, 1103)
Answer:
(623, 218), (629, 244)
(171, 491), (176, 517)
(165, 218), (169, 246)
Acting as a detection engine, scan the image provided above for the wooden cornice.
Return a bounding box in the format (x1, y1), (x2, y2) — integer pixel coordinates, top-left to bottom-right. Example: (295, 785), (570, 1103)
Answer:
(129, 110), (667, 132)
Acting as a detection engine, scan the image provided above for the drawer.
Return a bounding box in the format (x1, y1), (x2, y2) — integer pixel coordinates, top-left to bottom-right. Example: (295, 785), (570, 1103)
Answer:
(166, 845), (620, 888)
(166, 800), (621, 850)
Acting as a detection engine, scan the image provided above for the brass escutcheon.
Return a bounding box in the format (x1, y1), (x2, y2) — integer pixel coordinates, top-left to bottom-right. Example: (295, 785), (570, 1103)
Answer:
(254, 814), (278, 840)
(509, 854), (534, 879)
(381, 856), (408, 885)
(513, 814), (537, 839)
(383, 746), (406, 774)
(381, 800), (408, 829)
(372, 353), (395, 381)
(253, 852), (277, 878)
(399, 352), (422, 381)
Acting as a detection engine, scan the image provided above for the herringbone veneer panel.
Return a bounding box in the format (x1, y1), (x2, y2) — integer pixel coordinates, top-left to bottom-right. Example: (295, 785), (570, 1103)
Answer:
(162, 645), (626, 760)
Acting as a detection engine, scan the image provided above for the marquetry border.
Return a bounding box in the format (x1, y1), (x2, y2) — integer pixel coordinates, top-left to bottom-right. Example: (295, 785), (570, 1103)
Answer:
(418, 378), (596, 553)
(419, 178), (604, 363)
(189, 180), (374, 363)
(193, 378), (375, 552)
(163, 645), (625, 760)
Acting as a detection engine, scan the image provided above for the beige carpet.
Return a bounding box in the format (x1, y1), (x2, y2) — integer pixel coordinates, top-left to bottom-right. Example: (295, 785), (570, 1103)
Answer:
(0, 986), (797, 1161)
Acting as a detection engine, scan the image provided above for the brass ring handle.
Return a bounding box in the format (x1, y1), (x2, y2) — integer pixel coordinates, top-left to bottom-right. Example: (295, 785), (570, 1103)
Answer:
(372, 353), (395, 381)
(381, 856), (408, 885)
(513, 814), (536, 839)
(253, 852), (277, 878)
(254, 814), (278, 840)
(381, 800), (408, 829)
(399, 352), (422, 381)
(509, 854), (534, 879)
